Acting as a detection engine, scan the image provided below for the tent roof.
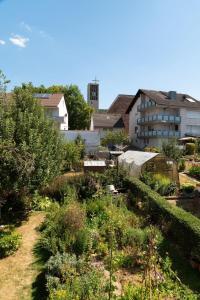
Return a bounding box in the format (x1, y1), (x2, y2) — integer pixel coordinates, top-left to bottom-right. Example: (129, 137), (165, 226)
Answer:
(118, 151), (159, 167)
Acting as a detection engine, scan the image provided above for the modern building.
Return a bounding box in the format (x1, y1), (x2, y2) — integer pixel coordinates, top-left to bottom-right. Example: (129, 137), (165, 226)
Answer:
(128, 89), (200, 149)
(34, 93), (68, 130)
(87, 81), (99, 110)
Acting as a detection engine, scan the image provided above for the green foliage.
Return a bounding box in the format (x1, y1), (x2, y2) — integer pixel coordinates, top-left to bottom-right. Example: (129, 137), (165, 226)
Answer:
(46, 253), (107, 300)
(178, 158), (186, 172)
(161, 138), (183, 161)
(0, 230), (21, 258)
(125, 176), (200, 262)
(140, 172), (177, 196)
(188, 165), (200, 180)
(23, 83), (93, 130)
(39, 202), (87, 256)
(186, 143), (196, 155)
(62, 141), (83, 171)
(31, 192), (52, 211)
(0, 82), (64, 213)
(181, 184), (195, 194)
(101, 130), (129, 147)
(40, 176), (71, 202)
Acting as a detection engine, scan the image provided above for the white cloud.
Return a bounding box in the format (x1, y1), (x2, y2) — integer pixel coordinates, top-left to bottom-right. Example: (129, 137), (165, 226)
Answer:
(9, 34), (29, 48)
(0, 39), (5, 45)
(20, 21), (32, 32)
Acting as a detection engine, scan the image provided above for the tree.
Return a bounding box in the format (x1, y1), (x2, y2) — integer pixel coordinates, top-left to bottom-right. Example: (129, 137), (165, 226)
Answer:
(0, 77), (65, 207)
(22, 83), (93, 130)
(63, 141), (83, 171)
(161, 139), (183, 161)
(101, 130), (129, 147)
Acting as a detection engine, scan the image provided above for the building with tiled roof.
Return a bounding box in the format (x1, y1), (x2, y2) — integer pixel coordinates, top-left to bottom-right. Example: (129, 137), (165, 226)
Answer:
(128, 89), (200, 149)
(34, 93), (68, 130)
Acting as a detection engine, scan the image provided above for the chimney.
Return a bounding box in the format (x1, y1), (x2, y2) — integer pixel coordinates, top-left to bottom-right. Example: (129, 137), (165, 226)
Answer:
(169, 91), (176, 100)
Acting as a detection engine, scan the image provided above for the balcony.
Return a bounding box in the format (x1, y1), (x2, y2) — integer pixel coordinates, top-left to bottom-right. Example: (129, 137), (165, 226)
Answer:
(137, 130), (181, 138)
(137, 115), (181, 125)
(137, 101), (156, 112)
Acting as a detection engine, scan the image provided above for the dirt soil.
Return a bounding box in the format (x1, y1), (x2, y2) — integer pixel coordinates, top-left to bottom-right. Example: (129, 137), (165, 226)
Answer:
(0, 212), (44, 300)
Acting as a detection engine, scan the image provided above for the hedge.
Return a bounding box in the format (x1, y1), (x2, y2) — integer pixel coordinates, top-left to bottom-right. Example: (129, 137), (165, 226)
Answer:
(125, 177), (200, 262)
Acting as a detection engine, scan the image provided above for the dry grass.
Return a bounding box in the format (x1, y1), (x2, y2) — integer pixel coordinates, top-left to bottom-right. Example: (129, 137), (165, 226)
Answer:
(0, 212), (44, 300)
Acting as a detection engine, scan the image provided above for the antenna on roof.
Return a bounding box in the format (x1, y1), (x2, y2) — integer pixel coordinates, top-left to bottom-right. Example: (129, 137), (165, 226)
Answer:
(92, 77), (99, 84)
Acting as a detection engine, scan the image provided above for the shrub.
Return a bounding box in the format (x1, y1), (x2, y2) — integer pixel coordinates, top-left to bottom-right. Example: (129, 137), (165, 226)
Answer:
(186, 143), (196, 155)
(141, 172), (177, 196)
(161, 139), (183, 161)
(0, 230), (21, 258)
(31, 192), (52, 211)
(39, 202), (87, 255)
(101, 130), (129, 147)
(46, 253), (107, 300)
(181, 184), (195, 194)
(40, 176), (70, 202)
(188, 165), (200, 180)
(178, 158), (186, 172)
(125, 176), (200, 262)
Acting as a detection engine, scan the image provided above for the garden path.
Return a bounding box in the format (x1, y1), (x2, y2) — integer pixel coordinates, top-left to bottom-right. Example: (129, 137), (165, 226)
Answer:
(0, 212), (44, 300)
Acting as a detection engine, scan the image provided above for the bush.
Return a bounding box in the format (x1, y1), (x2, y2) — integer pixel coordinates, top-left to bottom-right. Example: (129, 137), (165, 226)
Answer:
(181, 184), (195, 194)
(39, 202), (87, 256)
(186, 143), (196, 155)
(188, 165), (200, 180)
(125, 176), (200, 262)
(141, 172), (177, 196)
(161, 139), (183, 161)
(31, 192), (52, 211)
(0, 230), (21, 258)
(46, 253), (107, 300)
(178, 158), (186, 172)
(101, 130), (129, 147)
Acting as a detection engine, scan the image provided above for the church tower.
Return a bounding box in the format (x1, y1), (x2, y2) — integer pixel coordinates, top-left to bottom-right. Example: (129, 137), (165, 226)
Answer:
(87, 78), (99, 110)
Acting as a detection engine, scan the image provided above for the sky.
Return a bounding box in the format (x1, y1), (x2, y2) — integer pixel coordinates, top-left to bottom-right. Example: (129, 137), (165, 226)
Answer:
(1, 0), (200, 108)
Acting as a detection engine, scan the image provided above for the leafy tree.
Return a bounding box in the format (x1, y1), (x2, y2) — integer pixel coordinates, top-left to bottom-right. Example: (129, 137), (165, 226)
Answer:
(161, 138), (183, 161)
(0, 75), (64, 210)
(101, 130), (129, 147)
(63, 141), (83, 171)
(22, 83), (93, 130)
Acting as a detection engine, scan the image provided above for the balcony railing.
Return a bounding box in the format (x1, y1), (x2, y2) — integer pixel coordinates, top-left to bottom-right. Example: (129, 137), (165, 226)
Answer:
(137, 115), (181, 125)
(137, 130), (181, 138)
(137, 101), (156, 112)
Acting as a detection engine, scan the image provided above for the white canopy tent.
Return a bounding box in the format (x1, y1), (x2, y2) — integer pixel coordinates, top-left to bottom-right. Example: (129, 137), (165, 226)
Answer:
(118, 150), (159, 177)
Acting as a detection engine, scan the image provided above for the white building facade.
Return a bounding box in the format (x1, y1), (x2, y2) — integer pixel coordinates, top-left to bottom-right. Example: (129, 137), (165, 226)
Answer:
(128, 89), (200, 149)
(35, 93), (68, 130)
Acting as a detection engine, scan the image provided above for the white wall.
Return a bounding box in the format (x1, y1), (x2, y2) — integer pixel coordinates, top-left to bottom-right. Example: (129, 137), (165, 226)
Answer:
(180, 108), (200, 137)
(62, 130), (100, 152)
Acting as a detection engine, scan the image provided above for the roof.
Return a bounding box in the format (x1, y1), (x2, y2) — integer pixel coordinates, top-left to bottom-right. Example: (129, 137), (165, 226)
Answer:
(33, 93), (64, 107)
(108, 94), (134, 114)
(93, 113), (124, 128)
(127, 89), (200, 112)
(118, 150), (159, 167)
(84, 160), (106, 167)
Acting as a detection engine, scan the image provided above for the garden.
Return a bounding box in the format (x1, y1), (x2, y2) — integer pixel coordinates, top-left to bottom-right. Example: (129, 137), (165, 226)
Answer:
(32, 169), (200, 300)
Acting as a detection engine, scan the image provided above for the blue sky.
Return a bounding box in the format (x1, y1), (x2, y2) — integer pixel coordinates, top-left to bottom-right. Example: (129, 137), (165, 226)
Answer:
(1, 0), (200, 108)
